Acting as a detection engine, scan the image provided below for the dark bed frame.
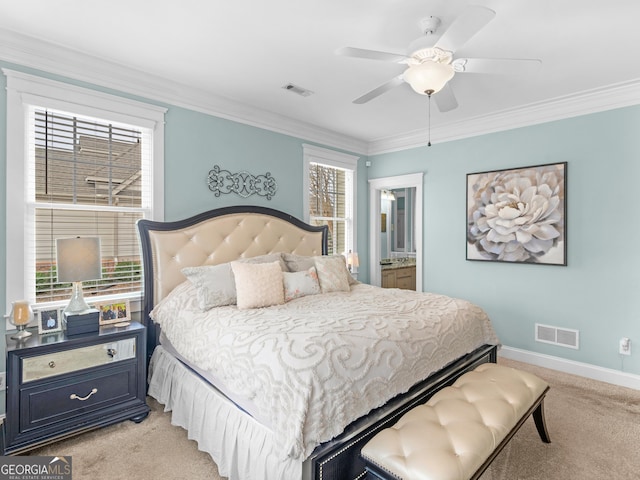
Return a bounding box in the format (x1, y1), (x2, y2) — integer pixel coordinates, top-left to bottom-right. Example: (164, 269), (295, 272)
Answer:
(137, 205), (497, 480)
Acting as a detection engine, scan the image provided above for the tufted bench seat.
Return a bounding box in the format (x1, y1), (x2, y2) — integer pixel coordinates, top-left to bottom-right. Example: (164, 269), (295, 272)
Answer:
(361, 363), (550, 480)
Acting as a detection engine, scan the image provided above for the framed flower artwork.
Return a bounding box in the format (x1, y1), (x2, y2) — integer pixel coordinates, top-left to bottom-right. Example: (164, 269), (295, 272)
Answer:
(466, 162), (567, 266)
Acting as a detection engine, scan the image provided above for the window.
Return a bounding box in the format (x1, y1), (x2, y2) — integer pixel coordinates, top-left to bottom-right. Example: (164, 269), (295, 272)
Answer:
(303, 144), (358, 256)
(4, 69), (166, 310)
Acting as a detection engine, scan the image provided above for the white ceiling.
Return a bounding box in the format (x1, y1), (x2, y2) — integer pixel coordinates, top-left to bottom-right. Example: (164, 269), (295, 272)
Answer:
(2, 0), (640, 154)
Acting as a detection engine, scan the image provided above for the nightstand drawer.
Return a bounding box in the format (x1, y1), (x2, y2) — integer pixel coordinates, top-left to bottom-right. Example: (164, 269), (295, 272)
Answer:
(20, 362), (139, 434)
(22, 338), (136, 382)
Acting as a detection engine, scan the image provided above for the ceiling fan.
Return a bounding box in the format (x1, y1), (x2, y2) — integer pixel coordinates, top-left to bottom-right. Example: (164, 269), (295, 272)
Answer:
(337, 5), (541, 112)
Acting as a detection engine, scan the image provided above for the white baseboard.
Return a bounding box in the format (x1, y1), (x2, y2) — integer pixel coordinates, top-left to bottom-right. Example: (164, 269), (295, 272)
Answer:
(499, 346), (640, 391)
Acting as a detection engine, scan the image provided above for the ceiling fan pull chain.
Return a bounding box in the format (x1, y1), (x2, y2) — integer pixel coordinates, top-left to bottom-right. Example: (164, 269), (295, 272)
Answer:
(427, 90), (433, 147)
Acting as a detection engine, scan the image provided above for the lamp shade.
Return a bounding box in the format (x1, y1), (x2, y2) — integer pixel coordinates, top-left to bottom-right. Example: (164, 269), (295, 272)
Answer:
(403, 60), (455, 95)
(56, 237), (102, 283)
(347, 251), (359, 268)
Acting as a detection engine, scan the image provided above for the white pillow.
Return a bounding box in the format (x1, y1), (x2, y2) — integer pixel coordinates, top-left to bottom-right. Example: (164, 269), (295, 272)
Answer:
(283, 267), (321, 301)
(231, 261), (285, 309)
(182, 263), (236, 310)
(314, 255), (351, 293)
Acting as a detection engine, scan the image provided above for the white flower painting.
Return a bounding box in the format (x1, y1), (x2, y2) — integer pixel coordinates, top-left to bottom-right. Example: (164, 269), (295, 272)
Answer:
(467, 162), (566, 265)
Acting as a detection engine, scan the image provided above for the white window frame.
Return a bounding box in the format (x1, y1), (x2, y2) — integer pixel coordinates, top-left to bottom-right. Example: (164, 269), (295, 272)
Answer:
(302, 144), (359, 259)
(4, 69), (166, 318)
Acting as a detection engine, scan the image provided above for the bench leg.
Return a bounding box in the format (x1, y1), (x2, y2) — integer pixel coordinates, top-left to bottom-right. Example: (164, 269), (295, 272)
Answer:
(532, 400), (551, 443)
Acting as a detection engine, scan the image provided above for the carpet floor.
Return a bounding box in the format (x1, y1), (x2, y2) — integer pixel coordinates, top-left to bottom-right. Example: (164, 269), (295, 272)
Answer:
(29, 358), (640, 479)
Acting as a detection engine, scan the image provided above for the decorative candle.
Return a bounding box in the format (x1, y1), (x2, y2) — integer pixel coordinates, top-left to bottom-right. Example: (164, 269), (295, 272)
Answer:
(12, 301), (32, 326)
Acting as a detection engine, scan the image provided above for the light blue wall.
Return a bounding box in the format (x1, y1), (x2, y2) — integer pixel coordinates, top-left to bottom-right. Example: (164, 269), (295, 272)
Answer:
(368, 106), (640, 375)
(162, 106), (370, 262)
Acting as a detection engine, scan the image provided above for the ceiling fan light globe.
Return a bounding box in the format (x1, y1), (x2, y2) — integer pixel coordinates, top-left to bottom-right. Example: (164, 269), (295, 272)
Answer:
(403, 61), (455, 95)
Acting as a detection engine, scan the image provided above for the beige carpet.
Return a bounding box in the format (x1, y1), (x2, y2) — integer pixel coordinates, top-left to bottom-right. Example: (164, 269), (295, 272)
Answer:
(29, 358), (640, 480)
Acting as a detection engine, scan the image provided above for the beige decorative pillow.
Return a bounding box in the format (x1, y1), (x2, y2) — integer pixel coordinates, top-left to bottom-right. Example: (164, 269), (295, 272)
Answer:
(284, 253), (358, 285)
(231, 261), (285, 309)
(314, 255), (351, 293)
(282, 253), (315, 273)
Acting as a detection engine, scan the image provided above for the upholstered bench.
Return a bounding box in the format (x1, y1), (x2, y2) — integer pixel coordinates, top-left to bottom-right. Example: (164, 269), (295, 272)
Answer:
(361, 363), (550, 480)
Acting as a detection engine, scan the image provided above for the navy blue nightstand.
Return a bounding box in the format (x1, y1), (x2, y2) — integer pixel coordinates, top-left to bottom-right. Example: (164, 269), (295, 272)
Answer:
(0, 322), (149, 455)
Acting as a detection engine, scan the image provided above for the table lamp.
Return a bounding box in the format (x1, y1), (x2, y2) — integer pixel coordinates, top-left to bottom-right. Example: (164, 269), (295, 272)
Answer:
(56, 236), (102, 315)
(346, 250), (359, 273)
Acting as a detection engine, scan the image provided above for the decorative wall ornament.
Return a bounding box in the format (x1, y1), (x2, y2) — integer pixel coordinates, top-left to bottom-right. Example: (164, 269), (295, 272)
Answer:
(207, 165), (278, 200)
(466, 162), (567, 266)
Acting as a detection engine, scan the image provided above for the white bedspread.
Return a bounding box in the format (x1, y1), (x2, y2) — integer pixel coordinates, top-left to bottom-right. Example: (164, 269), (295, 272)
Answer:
(150, 282), (499, 461)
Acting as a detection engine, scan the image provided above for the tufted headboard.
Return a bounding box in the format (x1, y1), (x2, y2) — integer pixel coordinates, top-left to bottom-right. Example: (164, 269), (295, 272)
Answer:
(137, 205), (328, 356)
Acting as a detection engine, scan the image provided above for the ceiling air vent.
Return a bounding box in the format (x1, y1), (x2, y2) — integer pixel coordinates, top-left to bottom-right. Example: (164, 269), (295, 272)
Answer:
(535, 323), (579, 349)
(282, 83), (314, 97)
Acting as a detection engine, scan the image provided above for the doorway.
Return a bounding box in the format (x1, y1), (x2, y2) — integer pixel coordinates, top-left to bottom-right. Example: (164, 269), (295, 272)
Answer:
(368, 173), (423, 290)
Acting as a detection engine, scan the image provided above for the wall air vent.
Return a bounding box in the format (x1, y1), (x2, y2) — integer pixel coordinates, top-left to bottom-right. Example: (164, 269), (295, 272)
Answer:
(282, 83), (314, 97)
(535, 323), (579, 349)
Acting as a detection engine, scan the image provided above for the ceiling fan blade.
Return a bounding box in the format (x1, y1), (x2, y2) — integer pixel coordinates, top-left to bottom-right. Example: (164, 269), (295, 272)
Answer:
(435, 6), (496, 53)
(456, 58), (542, 75)
(336, 46), (408, 63)
(434, 83), (458, 112)
(353, 76), (405, 104)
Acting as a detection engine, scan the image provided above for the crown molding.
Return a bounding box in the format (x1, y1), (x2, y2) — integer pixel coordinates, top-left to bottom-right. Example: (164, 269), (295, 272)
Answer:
(0, 28), (368, 155)
(367, 79), (640, 155)
(2, 28), (639, 158)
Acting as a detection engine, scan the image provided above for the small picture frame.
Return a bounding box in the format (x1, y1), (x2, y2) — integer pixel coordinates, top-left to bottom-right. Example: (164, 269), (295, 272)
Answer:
(38, 307), (63, 335)
(95, 300), (131, 326)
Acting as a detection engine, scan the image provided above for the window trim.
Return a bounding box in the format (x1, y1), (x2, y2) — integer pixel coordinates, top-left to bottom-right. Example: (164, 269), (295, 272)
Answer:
(4, 69), (166, 314)
(302, 144), (359, 258)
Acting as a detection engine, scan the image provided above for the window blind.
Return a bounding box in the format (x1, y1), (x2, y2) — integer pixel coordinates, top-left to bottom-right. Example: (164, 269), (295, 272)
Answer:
(29, 108), (150, 304)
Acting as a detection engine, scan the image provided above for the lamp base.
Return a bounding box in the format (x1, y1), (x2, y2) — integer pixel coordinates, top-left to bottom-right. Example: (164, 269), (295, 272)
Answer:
(64, 281), (91, 315)
(11, 324), (32, 340)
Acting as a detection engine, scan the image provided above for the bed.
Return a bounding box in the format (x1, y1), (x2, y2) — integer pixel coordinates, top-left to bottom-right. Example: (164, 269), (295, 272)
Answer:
(137, 205), (499, 480)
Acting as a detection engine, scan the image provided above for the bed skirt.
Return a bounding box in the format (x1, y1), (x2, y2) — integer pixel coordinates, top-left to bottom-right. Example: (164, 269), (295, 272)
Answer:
(148, 346), (303, 480)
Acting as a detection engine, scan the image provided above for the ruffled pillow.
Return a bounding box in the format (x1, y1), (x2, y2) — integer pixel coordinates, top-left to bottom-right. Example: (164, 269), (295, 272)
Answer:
(283, 267), (321, 301)
(231, 261), (285, 309)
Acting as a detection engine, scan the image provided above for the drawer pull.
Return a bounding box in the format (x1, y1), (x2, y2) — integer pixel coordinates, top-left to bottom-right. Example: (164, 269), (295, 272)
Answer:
(69, 388), (98, 401)
(49, 361), (56, 369)
(107, 348), (117, 357)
